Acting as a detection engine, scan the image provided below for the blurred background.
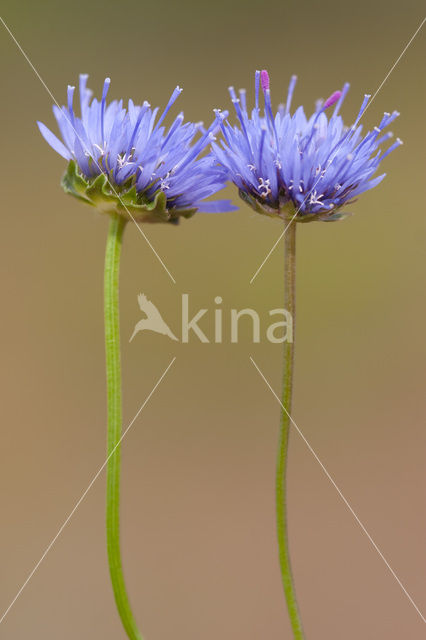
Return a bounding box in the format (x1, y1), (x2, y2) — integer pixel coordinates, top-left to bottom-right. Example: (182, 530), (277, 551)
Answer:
(0, 1), (425, 638)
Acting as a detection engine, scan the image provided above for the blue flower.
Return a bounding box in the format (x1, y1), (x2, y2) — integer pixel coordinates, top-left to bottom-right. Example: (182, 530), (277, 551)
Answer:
(38, 75), (235, 223)
(212, 70), (401, 222)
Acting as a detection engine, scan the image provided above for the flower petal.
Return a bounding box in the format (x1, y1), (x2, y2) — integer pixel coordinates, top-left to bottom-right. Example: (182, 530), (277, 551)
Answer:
(196, 200), (238, 213)
(37, 121), (72, 160)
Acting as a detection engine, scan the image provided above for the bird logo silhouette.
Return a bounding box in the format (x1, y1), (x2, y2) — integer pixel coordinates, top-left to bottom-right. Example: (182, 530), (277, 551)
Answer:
(129, 294), (179, 342)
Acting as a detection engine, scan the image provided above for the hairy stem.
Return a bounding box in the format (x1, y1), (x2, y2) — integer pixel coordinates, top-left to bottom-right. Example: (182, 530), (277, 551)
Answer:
(276, 219), (304, 639)
(104, 213), (142, 640)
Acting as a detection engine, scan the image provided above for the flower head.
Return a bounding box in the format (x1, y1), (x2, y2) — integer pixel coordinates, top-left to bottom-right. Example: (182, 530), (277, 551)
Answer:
(212, 70), (401, 222)
(38, 75), (235, 223)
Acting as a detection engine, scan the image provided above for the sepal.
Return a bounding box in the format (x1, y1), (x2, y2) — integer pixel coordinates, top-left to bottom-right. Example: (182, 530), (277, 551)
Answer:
(238, 188), (351, 223)
(61, 160), (197, 224)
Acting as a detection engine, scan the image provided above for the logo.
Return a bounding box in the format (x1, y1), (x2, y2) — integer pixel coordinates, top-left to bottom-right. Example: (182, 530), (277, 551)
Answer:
(129, 294), (179, 342)
(130, 294), (293, 344)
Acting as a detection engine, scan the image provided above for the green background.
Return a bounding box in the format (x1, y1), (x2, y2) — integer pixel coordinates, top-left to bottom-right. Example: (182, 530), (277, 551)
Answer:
(0, 1), (425, 638)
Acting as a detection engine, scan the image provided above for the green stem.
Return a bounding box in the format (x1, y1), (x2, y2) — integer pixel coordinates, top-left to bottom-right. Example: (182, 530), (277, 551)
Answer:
(104, 213), (143, 640)
(276, 219), (304, 639)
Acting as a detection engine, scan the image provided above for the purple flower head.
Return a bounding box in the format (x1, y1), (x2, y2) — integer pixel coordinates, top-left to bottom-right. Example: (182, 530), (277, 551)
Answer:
(212, 70), (401, 222)
(38, 75), (236, 223)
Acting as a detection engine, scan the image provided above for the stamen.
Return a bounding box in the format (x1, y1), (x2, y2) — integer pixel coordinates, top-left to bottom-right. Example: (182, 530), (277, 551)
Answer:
(378, 137), (403, 161)
(231, 98), (255, 162)
(315, 99), (323, 114)
(212, 108), (231, 145)
(172, 111), (223, 173)
(260, 70), (270, 92)
(353, 94), (371, 128)
(325, 94), (371, 164)
(309, 189), (325, 205)
(162, 112), (185, 148)
(101, 77), (111, 103)
(127, 102), (150, 154)
(154, 86), (183, 131)
(258, 177), (271, 198)
(263, 88), (279, 148)
(323, 90), (342, 110)
(258, 127), (267, 169)
(79, 74), (89, 91)
(285, 75), (297, 115)
(79, 74), (91, 117)
(379, 110), (400, 130)
(160, 172), (172, 190)
(239, 89), (247, 112)
(228, 86), (237, 102)
(332, 82), (350, 117)
(100, 77), (111, 144)
(376, 131), (394, 145)
(67, 85), (76, 126)
(255, 70), (261, 111)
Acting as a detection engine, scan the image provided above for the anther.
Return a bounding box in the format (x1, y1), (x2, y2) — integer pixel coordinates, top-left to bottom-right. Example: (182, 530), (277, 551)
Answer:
(260, 70), (270, 92)
(323, 90), (342, 110)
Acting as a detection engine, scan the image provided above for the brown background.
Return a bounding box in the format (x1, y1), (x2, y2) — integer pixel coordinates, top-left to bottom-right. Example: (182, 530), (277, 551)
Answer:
(0, 1), (425, 638)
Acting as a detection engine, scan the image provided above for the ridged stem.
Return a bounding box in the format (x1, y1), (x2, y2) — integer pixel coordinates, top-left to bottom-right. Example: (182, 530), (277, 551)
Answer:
(276, 219), (305, 639)
(104, 213), (143, 640)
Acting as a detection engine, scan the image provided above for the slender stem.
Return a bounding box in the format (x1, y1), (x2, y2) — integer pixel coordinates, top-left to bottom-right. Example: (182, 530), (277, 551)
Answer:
(104, 213), (143, 640)
(276, 219), (305, 639)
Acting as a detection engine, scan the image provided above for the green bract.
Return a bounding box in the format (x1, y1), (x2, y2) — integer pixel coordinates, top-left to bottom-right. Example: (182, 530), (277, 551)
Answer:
(61, 161), (197, 224)
(238, 189), (351, 223)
